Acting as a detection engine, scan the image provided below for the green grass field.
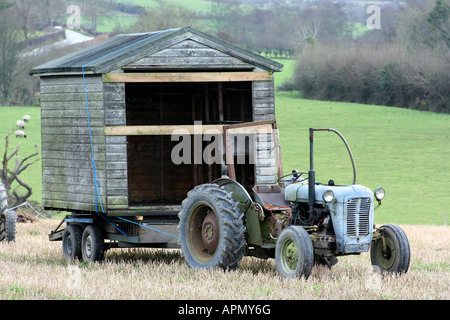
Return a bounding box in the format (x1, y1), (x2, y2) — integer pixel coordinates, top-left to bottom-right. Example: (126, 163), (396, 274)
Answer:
(0, 107), (42, 205)
(1, 58), (449, 225)
(273, 59), (450, 226)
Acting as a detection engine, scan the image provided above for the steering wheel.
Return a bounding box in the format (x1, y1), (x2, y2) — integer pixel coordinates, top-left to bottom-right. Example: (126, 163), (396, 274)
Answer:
(277, 170), (309, 184)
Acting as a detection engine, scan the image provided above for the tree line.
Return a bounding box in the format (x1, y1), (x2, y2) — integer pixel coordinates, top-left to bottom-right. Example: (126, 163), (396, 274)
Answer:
(115, 0), (450, 114)
(0, 0), (354, 106)
(285, 0), (450, 113)
(114, 0), (354, 58)
(0, 0), (448, 113)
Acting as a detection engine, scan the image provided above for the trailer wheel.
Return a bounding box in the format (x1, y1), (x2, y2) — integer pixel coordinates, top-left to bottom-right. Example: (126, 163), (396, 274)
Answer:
(371, 224), (410, 274)
(0, 211), (16, 242)
(0, 183), (16, 242)
(62, 225), (83, 261)
(178, 184), (245, 270)
(81, 225), (104, 262)
(276, 226), (314, 279)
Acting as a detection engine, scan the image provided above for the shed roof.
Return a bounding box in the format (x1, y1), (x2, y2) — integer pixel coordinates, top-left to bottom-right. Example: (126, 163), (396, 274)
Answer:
(30, 26), (283, 76)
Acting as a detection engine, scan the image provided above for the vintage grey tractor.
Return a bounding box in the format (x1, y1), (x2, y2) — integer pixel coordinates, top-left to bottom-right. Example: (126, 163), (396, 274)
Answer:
(178, 128), (411, 278)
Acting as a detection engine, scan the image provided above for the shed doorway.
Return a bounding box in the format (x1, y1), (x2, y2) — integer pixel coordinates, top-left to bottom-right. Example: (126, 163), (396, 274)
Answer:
(125, 82), (254, 206)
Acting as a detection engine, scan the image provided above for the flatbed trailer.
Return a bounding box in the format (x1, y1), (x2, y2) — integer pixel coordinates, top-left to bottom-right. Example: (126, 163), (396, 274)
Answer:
(49, 213), (180, 248)
(49, 212), (180, 261)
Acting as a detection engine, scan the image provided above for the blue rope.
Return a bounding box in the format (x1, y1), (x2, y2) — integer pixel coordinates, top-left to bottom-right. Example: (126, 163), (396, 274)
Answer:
(83, 65), (126, 236)
(82, 28), (177, 239)
(81, 66), (103, 213)
(116, 217), (179, 239)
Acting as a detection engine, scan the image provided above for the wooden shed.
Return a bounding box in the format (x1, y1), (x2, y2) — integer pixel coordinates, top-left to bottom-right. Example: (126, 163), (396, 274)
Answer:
(30, 26), (283, 217)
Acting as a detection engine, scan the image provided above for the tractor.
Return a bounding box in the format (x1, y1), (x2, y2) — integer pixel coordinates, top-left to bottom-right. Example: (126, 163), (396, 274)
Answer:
(178, 128), (411, 278)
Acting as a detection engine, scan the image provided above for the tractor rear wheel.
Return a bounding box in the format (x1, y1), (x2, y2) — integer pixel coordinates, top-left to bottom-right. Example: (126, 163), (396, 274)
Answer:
(275, 226), (314, 279)
(371, 224), (410, 274)
(178, 184), (245, 270)
(0, 183), (16, 242)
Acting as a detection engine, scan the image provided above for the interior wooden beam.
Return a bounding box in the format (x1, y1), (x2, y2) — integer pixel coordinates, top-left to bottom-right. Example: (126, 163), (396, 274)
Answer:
(104, 123), (273, 136)
(102, 71), (272, 83)
(223, 128), (236, 180)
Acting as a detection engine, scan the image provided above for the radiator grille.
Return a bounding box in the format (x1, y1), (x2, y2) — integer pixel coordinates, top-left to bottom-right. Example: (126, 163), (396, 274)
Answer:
(346, 197), (371, 237)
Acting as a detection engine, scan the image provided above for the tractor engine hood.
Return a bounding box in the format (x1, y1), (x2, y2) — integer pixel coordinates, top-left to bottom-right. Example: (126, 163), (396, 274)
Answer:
(285, 182), (375, 254)
(284, 182), (374, 204)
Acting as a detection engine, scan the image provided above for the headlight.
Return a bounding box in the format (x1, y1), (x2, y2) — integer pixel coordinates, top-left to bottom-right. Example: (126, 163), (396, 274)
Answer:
(322, 190), (335, 202)
(374, 187), (385, 200)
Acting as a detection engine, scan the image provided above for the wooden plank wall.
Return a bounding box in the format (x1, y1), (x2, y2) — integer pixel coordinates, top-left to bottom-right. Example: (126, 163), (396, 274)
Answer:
(40, 75), (106, 212)
(124, 38), (278, 186)
(103, 82), (128, 209)
(252, 80), (277, 185)
(123, 39), (255, 70)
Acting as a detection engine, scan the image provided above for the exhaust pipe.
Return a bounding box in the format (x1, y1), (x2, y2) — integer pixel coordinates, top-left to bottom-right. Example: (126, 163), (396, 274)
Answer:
(308, 128), (357, 214)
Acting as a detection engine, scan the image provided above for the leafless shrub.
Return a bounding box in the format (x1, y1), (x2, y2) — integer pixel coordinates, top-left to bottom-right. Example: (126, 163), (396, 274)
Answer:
(291, 42), (450, 113)
(1, 132), (39, 208)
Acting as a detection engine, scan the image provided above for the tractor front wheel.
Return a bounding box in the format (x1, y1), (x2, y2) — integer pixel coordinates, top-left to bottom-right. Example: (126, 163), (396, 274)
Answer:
(275, 226), (314, 279)
(371, 224), (410, 274)
(178, 184), (245, 270)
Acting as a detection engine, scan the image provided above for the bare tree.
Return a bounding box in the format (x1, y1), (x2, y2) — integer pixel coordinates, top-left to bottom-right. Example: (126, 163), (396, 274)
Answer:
(37, 0), (65, 28)
(210, 1), (230, 34)
(12, 0), (37, 40)
(1, 133), (39, 208)
(124, 2), (198, 33)
(0, 17), (23, 105)
(84, 0), (106, 30)
(293, 1), (348, 49)
(294, 6), (323, 47)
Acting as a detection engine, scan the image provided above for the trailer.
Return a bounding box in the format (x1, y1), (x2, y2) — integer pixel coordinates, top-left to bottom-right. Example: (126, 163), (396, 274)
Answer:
(30, 26), (284, 262)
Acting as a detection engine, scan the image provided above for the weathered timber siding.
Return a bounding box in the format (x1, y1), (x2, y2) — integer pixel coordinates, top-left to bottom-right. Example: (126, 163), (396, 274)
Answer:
(40, 75), (106, 212)
(124, 39), (255, 70)
(103, 82), (128, 209)
(253, 79), (277, 185)
(120, 39), (278, 187)
(125, 40), (277, 186)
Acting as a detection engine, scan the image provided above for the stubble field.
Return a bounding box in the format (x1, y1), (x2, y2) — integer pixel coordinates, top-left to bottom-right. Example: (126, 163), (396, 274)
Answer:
(0, 219), (448, 300)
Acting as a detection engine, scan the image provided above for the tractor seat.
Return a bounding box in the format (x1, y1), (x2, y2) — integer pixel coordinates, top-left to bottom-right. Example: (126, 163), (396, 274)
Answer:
(252, 185), (291, 213)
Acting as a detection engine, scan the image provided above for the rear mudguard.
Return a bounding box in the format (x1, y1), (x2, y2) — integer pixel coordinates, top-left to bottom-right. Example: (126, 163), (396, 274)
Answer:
(213, 178), (263, 246)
